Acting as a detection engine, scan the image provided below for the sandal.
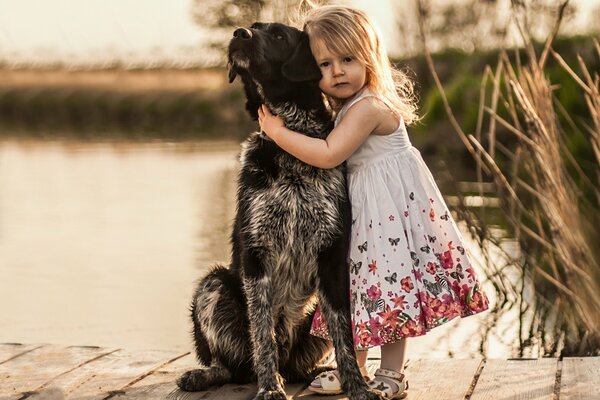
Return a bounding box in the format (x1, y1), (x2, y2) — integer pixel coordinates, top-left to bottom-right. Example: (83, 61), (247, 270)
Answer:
(308, 365), (370, 395)
(368, 368), (408, 399)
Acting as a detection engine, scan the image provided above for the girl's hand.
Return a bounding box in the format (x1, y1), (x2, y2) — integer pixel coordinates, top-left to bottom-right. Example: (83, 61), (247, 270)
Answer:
(258, 104), (285, 140)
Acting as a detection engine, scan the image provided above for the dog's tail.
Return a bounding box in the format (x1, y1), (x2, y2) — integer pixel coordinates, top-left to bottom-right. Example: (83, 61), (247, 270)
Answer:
(190, 292), (212, 367)
(191, 263), (239, 366)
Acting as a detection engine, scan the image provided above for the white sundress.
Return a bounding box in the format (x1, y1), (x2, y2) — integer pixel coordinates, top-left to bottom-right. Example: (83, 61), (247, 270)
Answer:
(310, 88), (489, 349)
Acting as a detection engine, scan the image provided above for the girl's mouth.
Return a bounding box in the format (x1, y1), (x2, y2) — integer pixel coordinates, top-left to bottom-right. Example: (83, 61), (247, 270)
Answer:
(334, 82), (348, 87)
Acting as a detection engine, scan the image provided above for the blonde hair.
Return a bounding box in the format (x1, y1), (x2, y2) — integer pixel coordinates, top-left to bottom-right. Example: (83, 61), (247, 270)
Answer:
(301, 5), (419, 125)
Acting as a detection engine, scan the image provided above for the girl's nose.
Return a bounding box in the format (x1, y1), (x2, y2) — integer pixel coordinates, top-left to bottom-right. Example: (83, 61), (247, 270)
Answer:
(332, 63), (345, 77)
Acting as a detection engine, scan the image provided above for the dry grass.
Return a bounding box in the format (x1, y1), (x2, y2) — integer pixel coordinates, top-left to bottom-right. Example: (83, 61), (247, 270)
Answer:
(0, 68), (227, 92)
(418, 0), (600, 356)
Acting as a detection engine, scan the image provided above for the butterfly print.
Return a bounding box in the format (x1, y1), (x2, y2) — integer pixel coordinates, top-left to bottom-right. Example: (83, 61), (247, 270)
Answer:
(360, 293), (385, 315)
(423, 278), (449, 297)
(350, 260), (363, 274)
(410, 251), (420, 267)
(409, 192), (415, 200)
(420, 244), (431, 253)
(457, 246), (465, 255)
(427, 235), (437, 244)
(440, 211), (450, 221)
(358, 241), (368, 253)
(389, 237), (400, 246)
(384, 272), (398, 284)
(450, 264), (464, 280)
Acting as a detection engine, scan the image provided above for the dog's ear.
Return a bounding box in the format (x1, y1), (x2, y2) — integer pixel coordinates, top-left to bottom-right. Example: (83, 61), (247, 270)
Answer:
(228, 63), (238, 83)
(281, 32), (321, 82)
(240, 74), (262, 120)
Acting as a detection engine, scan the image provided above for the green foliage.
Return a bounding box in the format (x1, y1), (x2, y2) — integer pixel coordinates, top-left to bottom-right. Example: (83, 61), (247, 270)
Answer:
(0, 85), (255, 140)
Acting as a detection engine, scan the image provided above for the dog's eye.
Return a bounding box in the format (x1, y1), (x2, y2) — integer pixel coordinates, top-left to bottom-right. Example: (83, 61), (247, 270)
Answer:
(276, 34), (284, 40)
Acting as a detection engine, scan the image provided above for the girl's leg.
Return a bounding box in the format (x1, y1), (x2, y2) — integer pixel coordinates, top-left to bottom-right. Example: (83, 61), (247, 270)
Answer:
(380, 339), (407, 372)
(368, 339), (408, 398)
(356, 349), (368, 369)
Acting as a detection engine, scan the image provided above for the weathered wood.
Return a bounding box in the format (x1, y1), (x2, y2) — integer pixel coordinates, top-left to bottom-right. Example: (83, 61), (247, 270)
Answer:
(560, 357), (600, 400)
(402, 358), (482, 399)
(115, 352), (308, 400)
(111, 353), (209, 400)
(469, 358), (558, 400)
(0, 344), (44, 365)
(295, 358), (482, 400)
(27, 348), (187, 400)
(294, 359), (380, 400)
(2, 344), (599, 399)
(0, 344), (113, 399)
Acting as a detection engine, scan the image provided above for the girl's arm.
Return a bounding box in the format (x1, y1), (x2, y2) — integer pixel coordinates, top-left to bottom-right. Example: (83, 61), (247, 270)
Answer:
(258, 99), (381, 169)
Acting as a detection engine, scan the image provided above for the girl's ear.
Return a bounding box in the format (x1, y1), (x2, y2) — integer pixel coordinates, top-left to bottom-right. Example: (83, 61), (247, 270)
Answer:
(281, 32), (322, 82)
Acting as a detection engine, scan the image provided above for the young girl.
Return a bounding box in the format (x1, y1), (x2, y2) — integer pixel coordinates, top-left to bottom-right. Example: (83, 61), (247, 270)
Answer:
(258, 5), (489, 399)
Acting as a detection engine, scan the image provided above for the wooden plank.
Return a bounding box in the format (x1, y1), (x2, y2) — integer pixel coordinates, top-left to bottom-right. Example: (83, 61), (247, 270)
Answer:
(470, 359), (558, 400)
(560, 357), (600, 400)
(114, 351), (308, 400)
(26, 348), (186, 400)
(110, 353), (212, 399)
(401, 358), (482, 399)
(0, 344), (114, 399)
(0, 343), (44, 365)
(294, 360), (381, 400)
(295, 358), (481, 400)
(6, 343), (596, 400)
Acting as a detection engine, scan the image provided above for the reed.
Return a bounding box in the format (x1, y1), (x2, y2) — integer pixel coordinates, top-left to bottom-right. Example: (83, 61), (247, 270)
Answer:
(418, 1), (600, 356)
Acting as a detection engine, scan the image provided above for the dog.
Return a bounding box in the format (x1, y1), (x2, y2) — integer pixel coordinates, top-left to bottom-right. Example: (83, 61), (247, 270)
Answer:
(177, 22), (382, 400)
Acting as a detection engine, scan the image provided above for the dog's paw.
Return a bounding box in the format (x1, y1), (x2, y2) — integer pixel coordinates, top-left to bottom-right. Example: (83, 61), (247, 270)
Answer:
(177, 369), (208, 392)
(253, 388), (287, 400)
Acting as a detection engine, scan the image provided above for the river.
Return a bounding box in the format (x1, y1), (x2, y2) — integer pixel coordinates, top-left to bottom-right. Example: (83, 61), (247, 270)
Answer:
(0, 138), (515, 359)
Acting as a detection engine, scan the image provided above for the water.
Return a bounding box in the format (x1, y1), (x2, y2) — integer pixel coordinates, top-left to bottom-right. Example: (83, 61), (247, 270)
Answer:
(0, 138), (513, 358)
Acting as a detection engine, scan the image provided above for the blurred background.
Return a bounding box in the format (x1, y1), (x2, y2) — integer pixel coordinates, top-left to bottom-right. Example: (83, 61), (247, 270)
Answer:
(0, 0), (598, 358)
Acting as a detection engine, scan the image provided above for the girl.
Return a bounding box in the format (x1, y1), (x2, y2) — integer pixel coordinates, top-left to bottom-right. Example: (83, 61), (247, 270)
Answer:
(258, 5), (489, 399)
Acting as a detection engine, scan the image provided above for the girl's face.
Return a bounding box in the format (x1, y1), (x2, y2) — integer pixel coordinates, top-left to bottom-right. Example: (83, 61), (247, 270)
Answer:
(310, 38), (367, 102)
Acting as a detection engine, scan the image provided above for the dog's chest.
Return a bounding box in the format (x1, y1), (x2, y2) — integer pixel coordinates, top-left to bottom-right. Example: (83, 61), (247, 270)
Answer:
(240, 136), (344, 254)
(254, 166), (341, 251)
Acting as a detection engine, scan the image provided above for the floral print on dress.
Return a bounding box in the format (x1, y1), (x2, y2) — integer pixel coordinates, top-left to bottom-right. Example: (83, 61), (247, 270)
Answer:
(309, 88), (489, 349)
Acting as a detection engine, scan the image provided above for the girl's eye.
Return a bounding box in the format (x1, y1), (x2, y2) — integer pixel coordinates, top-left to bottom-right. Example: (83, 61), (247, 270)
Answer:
(319, 62), (330, 68)
(343, 57), (353, 63)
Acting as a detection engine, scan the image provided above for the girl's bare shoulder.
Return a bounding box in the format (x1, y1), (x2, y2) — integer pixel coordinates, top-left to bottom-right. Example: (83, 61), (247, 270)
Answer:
(349, 96), (399, 135)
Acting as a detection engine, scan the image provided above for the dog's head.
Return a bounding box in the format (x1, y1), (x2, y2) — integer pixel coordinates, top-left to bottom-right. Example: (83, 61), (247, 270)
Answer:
(227, 22), (322, 120)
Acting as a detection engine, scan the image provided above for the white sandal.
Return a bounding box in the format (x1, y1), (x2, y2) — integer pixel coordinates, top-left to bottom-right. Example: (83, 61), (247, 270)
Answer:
(308, 365), (370, 395)
(368, 368), (408, 399)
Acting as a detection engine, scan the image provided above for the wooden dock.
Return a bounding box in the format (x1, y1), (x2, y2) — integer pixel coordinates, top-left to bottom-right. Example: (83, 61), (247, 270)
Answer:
(1, 343), (599, 399)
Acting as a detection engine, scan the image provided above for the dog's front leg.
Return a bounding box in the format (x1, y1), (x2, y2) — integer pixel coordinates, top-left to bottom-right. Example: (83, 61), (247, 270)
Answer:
(317, 240), (384, 400)
(243, 248), (286, 400)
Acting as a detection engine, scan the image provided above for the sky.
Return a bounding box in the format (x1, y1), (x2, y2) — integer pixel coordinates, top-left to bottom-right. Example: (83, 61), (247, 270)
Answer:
(0, 0), (598, 67)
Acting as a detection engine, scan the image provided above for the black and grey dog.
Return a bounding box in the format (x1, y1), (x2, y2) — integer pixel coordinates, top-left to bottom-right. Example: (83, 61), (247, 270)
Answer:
(177, 23), (382, 400)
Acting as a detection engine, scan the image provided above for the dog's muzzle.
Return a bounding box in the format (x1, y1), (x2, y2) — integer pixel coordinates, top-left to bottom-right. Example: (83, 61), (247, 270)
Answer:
(233, 27), (252, 40)
(228, 28), (254, 83)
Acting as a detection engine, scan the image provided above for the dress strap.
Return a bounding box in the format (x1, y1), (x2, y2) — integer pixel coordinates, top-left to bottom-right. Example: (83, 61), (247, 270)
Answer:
(335, 88), (399, 125)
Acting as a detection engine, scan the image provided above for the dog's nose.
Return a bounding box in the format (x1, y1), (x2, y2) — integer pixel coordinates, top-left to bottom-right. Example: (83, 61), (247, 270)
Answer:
(233, 28), (252, 39)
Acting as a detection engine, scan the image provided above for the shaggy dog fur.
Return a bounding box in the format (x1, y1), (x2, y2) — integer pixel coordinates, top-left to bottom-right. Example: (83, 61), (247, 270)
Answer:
(177, 23), (382, 400)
